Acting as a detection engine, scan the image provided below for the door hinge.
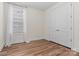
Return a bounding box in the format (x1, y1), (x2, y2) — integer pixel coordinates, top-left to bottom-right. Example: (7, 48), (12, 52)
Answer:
(70, 39), (72, 42)
(70, 27), (72, 30)
(70, 3), (72, 6)
(70, 16), (72, 18)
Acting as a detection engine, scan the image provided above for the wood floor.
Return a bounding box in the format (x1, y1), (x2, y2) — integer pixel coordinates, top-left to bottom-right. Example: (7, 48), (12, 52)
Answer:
(0, 39), (79, 56)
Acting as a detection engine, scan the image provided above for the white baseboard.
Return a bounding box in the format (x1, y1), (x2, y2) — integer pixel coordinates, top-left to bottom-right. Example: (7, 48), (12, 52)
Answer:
(71, 48), (79, 52)
(25, 40), (31, 43)
(4, 35), (48, 48)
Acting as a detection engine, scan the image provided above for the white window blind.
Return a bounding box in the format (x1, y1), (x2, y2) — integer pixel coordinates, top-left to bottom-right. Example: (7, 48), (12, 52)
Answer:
(12, 5), (24, 33)
(6, 4), (26, 45)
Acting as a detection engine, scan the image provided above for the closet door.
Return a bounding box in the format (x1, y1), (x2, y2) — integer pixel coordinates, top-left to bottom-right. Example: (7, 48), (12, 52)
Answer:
(48, 3), (72, 48)
(55, 3), (72, 48)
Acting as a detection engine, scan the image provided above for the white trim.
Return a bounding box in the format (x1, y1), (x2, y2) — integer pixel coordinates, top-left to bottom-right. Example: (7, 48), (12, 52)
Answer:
(72, 48), (79, 52)
(71, 2), (74, 49)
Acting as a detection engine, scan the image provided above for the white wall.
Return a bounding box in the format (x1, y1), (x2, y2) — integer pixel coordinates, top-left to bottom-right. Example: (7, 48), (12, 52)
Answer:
(26, 7), (45, 41)
(0, 2), (4, 51)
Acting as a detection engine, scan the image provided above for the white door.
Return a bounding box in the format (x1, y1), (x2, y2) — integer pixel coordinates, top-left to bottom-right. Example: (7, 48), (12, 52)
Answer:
(6, 4), (26, 46)
(55, 3), (72, 48)
(49, 3), (72, 48)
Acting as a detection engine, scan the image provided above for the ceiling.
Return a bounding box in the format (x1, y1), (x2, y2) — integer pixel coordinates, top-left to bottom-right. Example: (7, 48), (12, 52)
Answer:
(9, 2), (57, 10)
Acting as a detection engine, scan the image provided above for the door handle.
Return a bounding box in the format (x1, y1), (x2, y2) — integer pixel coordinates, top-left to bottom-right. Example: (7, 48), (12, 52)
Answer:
(56, 29), (60, 31)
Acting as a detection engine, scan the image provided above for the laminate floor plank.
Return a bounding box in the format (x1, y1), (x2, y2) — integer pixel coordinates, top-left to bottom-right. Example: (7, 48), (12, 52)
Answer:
(0, 39), (78, 56)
